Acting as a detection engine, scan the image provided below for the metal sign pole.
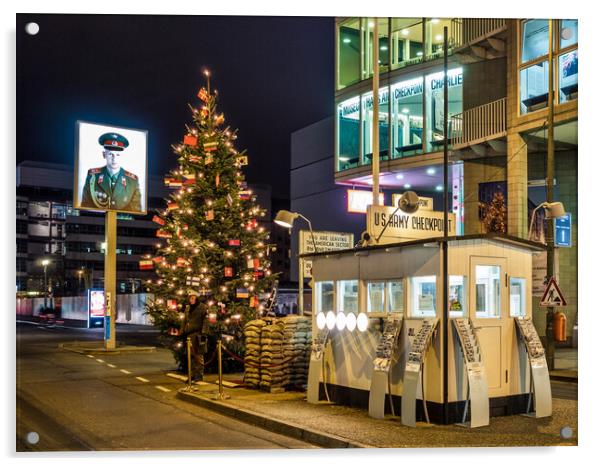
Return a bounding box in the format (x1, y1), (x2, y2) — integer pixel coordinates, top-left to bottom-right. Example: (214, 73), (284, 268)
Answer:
(104, 210), (117, 350)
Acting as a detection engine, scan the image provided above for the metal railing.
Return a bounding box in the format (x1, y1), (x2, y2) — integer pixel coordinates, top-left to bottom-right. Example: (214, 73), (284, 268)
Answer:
(451, 98), (507, 148)
(451, 18), (508, 48)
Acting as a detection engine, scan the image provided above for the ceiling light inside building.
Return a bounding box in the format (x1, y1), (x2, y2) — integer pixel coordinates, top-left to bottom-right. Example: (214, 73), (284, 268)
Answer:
(435, 34), (443, 41)
(396, 173), (404, 180)
(431, 18), (440, 24)
(427, 168), (436, 175)
(436, 185), (444, 191)
(402, 108), (410, 114)
(404, 183), (412, 189)
(417, 51), (423, 56)
(402, 29), (409, 36)
(343, 37), (351, 44)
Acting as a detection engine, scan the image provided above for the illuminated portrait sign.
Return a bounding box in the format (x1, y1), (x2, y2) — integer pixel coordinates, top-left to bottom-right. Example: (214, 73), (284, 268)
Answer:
(88, 289), (105, 328)
(347, 189), (385, 214)
(74, 121), (148, 214)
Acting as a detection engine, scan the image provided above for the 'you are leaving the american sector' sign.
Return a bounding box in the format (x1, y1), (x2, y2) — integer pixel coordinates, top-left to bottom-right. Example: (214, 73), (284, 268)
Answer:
(367, 204), (456, 243)
(300, 230), (354, 277)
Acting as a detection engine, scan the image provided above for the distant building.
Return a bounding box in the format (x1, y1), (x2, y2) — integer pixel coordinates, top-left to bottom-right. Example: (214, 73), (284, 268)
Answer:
(16, 161), (290, 295)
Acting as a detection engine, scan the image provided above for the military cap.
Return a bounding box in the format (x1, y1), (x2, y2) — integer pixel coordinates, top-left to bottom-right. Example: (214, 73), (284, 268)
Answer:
(98, 132), (129, 151)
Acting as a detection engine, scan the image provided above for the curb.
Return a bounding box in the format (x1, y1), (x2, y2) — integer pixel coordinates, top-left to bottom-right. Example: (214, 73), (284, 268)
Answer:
(59, 342), (156, 355)
(550, 374), (578, 383)
(177, 389), (372, 449)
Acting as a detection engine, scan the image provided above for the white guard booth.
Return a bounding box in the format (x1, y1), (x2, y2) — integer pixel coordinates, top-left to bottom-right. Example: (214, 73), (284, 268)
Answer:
(304, 233), (550, 425)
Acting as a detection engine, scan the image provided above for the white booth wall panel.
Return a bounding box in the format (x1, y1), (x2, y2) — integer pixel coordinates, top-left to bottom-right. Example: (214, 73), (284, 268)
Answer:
(312, 254), (360, 281)
(358, 245), (439, 280)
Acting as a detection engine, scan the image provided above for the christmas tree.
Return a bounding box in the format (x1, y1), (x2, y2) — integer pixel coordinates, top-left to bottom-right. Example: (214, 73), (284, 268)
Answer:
(145, 71), (278, 374)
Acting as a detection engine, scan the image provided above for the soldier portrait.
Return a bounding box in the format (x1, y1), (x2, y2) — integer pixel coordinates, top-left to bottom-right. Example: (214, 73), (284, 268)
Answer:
(75, 122), (147, 214)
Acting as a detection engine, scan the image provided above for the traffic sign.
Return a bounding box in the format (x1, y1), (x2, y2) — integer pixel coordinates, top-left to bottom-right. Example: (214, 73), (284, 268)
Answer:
(539, 277), (567, 307)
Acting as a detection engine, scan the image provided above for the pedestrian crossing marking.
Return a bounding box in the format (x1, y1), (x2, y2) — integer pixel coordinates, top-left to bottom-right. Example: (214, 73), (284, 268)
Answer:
(120, 369), (131, 374)
(107, 364), (116, 368)
(96, 359), (105, 363)
(155, 385), (171, 392)
(136, 376), (150, 383)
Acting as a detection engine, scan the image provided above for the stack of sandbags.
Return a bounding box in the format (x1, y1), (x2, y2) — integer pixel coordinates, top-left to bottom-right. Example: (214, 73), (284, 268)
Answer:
(281, 315), (311, 387)
(243, 319), (267, 387)
(259, 321), (286, 391)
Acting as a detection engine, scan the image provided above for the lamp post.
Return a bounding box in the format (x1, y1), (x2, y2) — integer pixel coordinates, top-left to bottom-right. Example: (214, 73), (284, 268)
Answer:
(42, 259), (50, 309)
(274, 210), (318, 315)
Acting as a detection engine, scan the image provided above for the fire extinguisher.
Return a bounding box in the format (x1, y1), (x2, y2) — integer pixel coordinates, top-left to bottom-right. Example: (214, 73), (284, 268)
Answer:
(553, 312), (567, 343)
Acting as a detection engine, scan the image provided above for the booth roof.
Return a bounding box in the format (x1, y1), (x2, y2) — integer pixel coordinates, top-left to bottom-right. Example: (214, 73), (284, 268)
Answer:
(299, 233), (546, 259)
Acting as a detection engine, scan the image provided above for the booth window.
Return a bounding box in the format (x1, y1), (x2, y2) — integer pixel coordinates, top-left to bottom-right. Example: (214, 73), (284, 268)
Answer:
(337, 96), (361, 171)
(475, 265), (501, 318)
(425, 68), (463, 153)
(509, 277), (527, 317)
(387, 281), (405, 313)
(315, 281), (334, 314)
(361, 88), (390, 164)
(337, 280), (359, 313)
(367, 282), (385, 313)
(390, 18), (423, 70)
(391, 77), (424, 158)
(337, 18), (361, 90)
(410, 276), (437, 317)
(449, 275), (467, 317)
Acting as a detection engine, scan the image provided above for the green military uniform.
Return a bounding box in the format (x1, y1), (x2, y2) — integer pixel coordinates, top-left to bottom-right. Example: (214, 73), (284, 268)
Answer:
(80, 132), (142, 212)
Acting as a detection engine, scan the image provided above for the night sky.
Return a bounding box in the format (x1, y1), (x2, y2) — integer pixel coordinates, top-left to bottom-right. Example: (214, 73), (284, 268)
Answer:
(16, 14), (334, 199)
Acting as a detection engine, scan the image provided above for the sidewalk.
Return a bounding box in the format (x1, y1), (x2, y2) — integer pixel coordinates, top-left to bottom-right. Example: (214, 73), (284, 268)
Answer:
(177, 374), (577, 448)
(550, 347), (578, 381)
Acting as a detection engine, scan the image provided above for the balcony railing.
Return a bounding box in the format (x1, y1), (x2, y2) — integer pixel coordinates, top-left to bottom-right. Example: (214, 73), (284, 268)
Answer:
(451, 18), (507, 48)
(451, 98), (507, 148)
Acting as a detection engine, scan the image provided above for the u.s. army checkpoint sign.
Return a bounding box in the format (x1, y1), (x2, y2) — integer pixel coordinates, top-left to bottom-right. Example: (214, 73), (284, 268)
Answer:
(367, 204), (456, 243)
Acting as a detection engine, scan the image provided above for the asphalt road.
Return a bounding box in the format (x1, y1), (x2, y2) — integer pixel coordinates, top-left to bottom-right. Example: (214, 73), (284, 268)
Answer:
(15, 322), (316, 451)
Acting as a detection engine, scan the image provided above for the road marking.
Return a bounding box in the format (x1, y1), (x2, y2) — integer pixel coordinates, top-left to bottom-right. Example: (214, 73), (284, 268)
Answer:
(86, 355), (95, 358)
(155, 385), (171, 392)
(96, 359), (104, 363)
(107, 364), (117, 368)
(136, 377), (150, 383)
(120, 369), (131, 374)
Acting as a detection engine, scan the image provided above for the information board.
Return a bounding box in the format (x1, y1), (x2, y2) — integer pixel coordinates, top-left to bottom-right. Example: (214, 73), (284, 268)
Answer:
(554, 213), (571, 247)
(299, 230), (354, 278)
(87, 289), (105, 328)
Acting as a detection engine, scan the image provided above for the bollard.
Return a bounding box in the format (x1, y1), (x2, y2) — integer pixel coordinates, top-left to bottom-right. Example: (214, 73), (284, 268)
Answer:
(213, 338), (230, 400)
(186, 337), (193, 391)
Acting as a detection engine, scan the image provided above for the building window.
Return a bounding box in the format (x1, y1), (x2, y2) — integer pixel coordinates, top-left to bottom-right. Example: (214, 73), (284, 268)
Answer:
(509, 277), (527, 317)
(376, 17), (389, 72)
(337, 96), (360, 171)
(367, 280), (404, 314)
(337, 18), (361, 90)
(390, 18), (423, 70)
(315, 281), (334, 314)
(391, 76), (424, 158)
(425, 67), (463, 152)
(521, 19), (549, 64)
(559, 50), (578, 103)
(410, 275), (436, 317)
(361, 88), (389, 164)
(475, 265), (501, 318)
(337, 279), (359, 314)
(425, 18), (454, 61)
(519, 19), (577, 114)
(449, 275), (467, 317)
(560, 19), (578, 49)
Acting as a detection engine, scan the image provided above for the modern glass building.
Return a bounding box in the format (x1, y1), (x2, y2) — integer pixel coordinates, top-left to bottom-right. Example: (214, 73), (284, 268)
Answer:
(292, 18), (577, 344)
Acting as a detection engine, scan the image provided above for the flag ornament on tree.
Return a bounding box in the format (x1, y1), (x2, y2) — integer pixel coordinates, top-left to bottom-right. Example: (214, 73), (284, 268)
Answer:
(145, 69), (278, 371)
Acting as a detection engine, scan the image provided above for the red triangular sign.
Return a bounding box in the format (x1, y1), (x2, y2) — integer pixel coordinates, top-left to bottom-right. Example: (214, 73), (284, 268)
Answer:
(539, 277), (567, 307)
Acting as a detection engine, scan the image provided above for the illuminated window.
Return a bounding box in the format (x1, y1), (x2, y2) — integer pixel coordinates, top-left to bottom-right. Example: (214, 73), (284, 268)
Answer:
(560, 19), (578, 49)
(425, 18), (454, 61)
(391, 76), (424, 158)
(521, 19), (549, 63)
(337, 18), (361, 90)
(410, 276), (437, 317)
(361, 88), (390, 164)
(425, 68), (463, 152)
(337, 96), (360, 171)
(367, 282), (385, 313)
(449, 275), (467, 317)
(337, 280), (359, 314)
(315, 281), (334, 315)
(390, 18), (423, 70)
(475, 265), (501, 318)
(559, 50), (578, 103)
(509, 277), (526, 317)
(387, 281), (405, 313)
(367, 280), (404, 314)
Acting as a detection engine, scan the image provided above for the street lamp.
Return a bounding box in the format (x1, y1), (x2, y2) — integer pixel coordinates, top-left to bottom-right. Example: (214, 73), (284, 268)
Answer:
(274, 210), (318, 316)
(77, 269), (84, 294)
(42, 259), (50, 309)
(528, 201), (566, 242)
